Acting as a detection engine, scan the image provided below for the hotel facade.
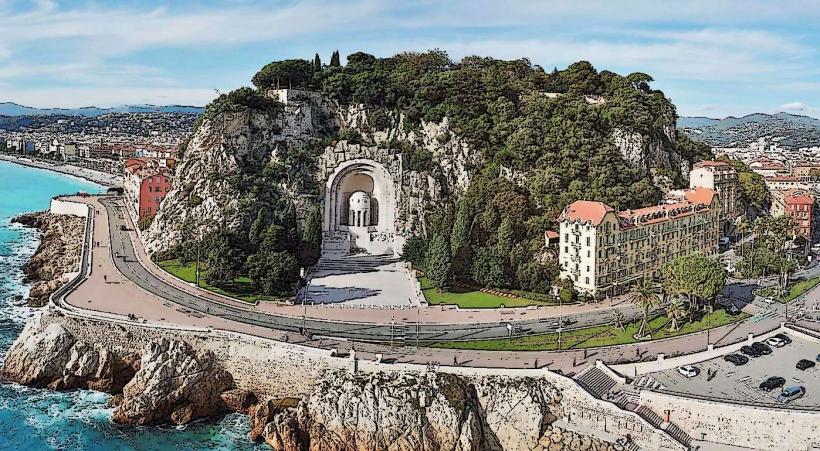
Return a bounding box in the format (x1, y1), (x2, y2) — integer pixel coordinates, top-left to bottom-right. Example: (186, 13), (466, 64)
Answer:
(558, 188), (720, 297)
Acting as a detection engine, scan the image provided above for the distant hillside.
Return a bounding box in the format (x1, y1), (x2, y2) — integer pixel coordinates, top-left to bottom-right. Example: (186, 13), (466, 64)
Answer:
(0, 102), (204, 117)
(680, 112), (820, 149)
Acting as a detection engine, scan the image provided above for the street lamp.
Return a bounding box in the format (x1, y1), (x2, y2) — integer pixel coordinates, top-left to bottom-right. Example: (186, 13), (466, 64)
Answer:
(300, 267), (311, 334)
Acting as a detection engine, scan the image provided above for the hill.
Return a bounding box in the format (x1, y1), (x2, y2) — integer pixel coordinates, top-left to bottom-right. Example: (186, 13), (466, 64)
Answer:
(680, 112), (820, 149)
(147, 50), (712, 298)
(0, 102), (204, 117)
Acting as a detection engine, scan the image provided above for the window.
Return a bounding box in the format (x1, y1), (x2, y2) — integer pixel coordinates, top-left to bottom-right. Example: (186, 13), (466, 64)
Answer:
(585, 277), (589, 284)
(586, 237), (590, 246)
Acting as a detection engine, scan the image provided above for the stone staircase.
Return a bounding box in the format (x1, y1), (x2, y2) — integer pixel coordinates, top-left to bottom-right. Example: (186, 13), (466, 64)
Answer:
(574, 366), (618, 399)
(635, 405), (692, 449)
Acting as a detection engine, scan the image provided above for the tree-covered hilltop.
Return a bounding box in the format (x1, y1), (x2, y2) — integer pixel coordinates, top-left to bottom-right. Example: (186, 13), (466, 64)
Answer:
(253, 51), (709, 296)
(155, 50), (712, 299)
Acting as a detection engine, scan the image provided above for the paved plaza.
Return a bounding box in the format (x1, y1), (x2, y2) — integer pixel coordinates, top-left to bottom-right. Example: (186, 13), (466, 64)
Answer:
(645, 334), (820, 408)
(303, 253), (420, 307)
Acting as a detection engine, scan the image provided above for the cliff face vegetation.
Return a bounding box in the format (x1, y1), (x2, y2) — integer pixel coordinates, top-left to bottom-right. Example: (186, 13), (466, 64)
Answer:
(146, 50), (711, 297)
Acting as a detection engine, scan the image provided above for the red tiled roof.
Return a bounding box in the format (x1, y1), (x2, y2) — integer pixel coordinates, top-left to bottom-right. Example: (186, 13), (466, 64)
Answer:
(785, 189), (814, 205)
(562, 200), (614, 225)
(683, 187), (717, 205)
(545, 230), (559, 239)
(766, 176), (800, 182)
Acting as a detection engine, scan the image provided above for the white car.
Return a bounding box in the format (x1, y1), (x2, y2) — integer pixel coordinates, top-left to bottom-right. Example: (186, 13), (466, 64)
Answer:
(677, 365), (700, 378)
(766, 337), (787, 348)
(762, 297), (776, 305)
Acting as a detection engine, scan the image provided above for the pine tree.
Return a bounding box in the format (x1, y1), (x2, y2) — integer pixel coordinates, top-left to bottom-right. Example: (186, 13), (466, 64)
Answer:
(313, 53), (322, 72)
(299, 205), (323, 266)
(330, 50), (341, 67)
(425, 234), (451, 292)
(449, 199), (473, 279)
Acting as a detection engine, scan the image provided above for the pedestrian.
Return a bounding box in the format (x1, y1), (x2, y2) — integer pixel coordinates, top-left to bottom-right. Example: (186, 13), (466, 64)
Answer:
(534, 359), (538, 369)
(103, 274), (107, 283)
(453, 355), (458, 366)
(573, 356), (577, 367)
(583, 348), (588, 359)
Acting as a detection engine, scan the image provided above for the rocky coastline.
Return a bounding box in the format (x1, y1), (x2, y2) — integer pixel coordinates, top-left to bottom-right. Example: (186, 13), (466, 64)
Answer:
(1, 313), (624, 451)
(13, 211), (84, 307)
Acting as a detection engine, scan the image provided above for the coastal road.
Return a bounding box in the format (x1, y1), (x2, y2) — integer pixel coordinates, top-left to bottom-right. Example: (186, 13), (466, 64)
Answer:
(100, 196), (653, 343)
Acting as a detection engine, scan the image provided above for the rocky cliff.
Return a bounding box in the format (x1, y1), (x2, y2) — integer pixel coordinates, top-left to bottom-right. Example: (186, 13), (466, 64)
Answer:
(1, 314), (243, 426)
(145, 90), (478, 254)
(612, 125), (689, 188)
(259, 370), (620, 451)
(13, 211), (84, 306)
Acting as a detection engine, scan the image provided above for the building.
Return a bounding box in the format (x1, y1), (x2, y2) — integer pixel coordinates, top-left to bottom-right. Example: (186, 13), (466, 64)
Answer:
(749, 159), (787, 178)
(558, 188), (720, 297)
(764, 176), (809, 192)
(124, 158), (172, 226)
(689, 161), (740, 229)
(783, 189), (814, 240)
(791, 162), (820, 180)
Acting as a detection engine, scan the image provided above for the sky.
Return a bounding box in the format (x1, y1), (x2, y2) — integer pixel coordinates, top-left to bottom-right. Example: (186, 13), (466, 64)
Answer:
(1, 0), (819, 119)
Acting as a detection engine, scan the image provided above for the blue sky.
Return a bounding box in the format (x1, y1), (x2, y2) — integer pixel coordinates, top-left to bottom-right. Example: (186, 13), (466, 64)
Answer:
(1, 0), (819, 118)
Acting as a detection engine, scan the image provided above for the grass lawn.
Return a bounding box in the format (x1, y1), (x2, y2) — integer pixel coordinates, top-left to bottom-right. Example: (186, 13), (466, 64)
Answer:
(428, 309), (749, 351)
(158, 259), (285, 303)
(781, 276), (820, 303)
(420, 277), (557, 308)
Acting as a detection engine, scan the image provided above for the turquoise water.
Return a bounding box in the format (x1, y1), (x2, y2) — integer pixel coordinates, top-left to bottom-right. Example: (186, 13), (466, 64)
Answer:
(0, 160), (261, 450)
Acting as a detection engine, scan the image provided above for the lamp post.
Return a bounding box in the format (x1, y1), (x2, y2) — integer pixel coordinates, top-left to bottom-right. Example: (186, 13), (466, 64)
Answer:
(300, 267), (311, 335)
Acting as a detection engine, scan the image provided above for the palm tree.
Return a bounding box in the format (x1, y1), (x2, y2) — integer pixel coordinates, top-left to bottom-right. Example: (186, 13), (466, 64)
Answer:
(666, 297), (687, 332)
(629, 277), (660, 340)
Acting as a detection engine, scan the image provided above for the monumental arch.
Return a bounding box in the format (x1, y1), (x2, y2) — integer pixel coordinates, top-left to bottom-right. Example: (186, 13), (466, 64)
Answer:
(323, 158), (401, 256)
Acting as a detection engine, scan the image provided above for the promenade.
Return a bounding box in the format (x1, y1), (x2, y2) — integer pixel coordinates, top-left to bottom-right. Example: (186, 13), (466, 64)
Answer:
(54, 194), (814, 373)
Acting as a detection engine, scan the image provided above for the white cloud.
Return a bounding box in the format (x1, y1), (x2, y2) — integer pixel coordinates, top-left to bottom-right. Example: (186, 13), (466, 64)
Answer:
(780, 102), (816, 112)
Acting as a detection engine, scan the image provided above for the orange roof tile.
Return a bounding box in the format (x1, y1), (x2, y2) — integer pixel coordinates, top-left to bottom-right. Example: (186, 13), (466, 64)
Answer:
(562, 200), (614, 225)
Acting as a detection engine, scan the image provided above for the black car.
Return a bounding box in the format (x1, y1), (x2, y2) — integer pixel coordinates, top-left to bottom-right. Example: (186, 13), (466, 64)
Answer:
(760, 376), (786, 392)
(740, 345), (762, 358)
(724, 354), (749, 366)
(774, 333), (792, 345)
(725, 304), (742, 316)
(751, 342), (773, 355)
(797, 359), (816, 371)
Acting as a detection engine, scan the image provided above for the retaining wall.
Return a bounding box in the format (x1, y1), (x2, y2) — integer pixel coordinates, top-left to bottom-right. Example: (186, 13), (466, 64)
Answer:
(50, 197), (90, 217)
(640, 389), (820, 451)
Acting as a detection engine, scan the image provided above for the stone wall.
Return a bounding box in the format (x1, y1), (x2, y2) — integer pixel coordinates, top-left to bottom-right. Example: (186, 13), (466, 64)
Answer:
(640, 390), (820, 450)
(50, 197), (90, 217)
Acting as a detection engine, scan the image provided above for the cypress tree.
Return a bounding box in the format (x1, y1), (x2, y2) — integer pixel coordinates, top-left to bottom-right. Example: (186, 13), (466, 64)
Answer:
(330, 50), (341, 67)
(313, 53), (322, 72)
(425, 234), (451, 292)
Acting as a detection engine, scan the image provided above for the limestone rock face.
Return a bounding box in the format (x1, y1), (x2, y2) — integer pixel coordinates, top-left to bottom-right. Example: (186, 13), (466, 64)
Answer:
(1, 321), (75, 387)
(2, 320), (139, 393)
(13, 212), (85, 306)
(145, 89), (482, 255)
(112, 339), (234, 426)
(1, 318), (138, 392)
(611, 125), (690, 185)
(260, 370), (619, 451)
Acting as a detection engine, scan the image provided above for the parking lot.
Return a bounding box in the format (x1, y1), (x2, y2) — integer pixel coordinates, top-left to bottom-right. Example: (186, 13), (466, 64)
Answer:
(644, 333), (820, 408)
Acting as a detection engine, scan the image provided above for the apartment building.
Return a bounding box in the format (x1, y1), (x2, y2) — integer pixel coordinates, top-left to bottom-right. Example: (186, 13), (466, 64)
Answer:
(558, 188), (720, 297)
(784, 189), (814, 240)
(124, 158), (172, 227)
(689, 160), (740, 228)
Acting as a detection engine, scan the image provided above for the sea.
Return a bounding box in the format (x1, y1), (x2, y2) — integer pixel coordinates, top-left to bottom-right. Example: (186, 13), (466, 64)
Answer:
(0, 160), (262, 450)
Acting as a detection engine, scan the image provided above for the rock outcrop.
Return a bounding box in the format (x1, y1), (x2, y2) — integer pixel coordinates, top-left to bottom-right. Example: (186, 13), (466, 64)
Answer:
(259, 370), (620, 451)
(2, 316), (239, 427)
(1, 319), (138, 391)
(611, 125), (690, 184)
(112, 338), (234, 425)
(13, 211), (84, 306)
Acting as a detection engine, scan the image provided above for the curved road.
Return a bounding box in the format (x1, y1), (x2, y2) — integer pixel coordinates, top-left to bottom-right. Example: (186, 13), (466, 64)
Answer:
(102, 196), (656, 343)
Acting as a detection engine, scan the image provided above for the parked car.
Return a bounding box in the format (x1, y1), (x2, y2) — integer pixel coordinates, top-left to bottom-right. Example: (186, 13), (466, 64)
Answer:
(778, 385), (806, 403)
(816, 353), (820, 363)
(677, 365), (700, 378)
(751, 342), (773, 355)
(766, 337), (787, 348)
(740, 345), (762, 358)
(797, 359), (816, 371)
(725, 304), (742, 316)
(762, 297), (776, 305)
(724, 354), (749, 366)
(760, 376), (786, 392)
(773, 333), (792, 345)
